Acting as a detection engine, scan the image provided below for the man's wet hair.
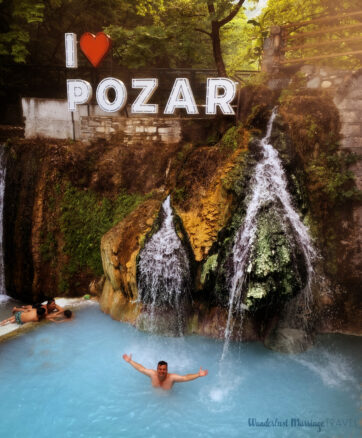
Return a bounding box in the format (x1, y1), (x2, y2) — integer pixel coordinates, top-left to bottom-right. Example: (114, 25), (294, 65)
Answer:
(37, 307), (46, 321)
(64, 310), (72, 319)
(32, 303), (42, 309)
(157, 361), (168, 367)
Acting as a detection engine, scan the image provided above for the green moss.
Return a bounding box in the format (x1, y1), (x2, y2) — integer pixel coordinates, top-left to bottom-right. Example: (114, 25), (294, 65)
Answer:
(245, 206), (305, 311)
(39, 231), (57, 263)
(219, 126), (239, 151)
(200, 254), (218, 285)
(173, 187), (185, 204)
(59, 184), (145, 280)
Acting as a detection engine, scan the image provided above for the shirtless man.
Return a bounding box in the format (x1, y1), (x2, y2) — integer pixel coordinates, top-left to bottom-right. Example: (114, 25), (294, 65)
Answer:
(0, 307), (46, 326)
(12, 298), (64, 316)
(122, 354), (208, 390)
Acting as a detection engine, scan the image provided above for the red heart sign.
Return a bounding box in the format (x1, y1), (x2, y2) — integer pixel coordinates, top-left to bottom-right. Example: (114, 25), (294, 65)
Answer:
(80, 32), (112, 68)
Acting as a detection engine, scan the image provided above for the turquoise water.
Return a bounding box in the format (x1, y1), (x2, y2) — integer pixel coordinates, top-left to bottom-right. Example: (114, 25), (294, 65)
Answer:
(0, 305), (360, 438)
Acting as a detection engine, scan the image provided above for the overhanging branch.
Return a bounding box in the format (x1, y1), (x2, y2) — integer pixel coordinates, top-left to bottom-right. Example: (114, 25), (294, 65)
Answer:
(195, 28), (212, 37)
(218, 0), (245, 27)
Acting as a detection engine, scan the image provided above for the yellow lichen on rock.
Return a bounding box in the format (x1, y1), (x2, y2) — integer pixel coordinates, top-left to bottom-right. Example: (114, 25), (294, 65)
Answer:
(100, 198), (161, 318)
(176, 149), (245, 261)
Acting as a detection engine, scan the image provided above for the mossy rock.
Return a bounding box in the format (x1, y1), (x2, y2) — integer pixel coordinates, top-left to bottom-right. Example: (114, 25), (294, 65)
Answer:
(245, 204), (306, 311)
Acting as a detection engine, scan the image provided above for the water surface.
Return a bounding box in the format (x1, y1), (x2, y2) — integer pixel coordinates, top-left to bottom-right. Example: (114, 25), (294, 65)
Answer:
(0, 305), (360, 438)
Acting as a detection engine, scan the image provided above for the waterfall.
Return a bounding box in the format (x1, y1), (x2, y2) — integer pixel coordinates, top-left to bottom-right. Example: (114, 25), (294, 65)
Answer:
(0, 146), (7, 302)
(137, 195), (191, 335)
(222, 109), (316, 358)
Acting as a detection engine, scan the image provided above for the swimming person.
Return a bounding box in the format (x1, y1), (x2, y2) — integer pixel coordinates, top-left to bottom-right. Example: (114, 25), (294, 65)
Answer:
(0, 307), (46, 326)
(46, 309), (73, 323)
(122, 354), (208, 390)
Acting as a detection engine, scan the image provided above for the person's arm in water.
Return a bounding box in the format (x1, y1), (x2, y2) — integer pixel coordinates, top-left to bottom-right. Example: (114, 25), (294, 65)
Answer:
(170, 367), (208, 383)
(54, 304), (64, 313)
(46, 310), (62, 319)
(47, 310), (73, 323)
(123, 354), (154, 377)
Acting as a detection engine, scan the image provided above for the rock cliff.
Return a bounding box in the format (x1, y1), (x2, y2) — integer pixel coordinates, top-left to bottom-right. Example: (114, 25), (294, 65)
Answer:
(3, 77), (361, 343)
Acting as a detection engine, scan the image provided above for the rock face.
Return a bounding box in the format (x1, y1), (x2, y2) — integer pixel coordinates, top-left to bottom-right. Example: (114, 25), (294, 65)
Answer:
(100, 199), (161, 322)
(4, 119), (226, 303)
(97, 83), (361, 342)
(4, 79), (361, 344)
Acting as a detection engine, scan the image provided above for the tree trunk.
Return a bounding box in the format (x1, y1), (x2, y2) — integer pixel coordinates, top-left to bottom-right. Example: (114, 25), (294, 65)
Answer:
(211, 21), (227, 76)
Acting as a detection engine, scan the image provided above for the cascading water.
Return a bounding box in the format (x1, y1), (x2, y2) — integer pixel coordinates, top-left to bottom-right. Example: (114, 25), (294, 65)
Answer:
(137, 195), (191, 335)
(222, 109), (317, 358)
(0, 145), (7, 302)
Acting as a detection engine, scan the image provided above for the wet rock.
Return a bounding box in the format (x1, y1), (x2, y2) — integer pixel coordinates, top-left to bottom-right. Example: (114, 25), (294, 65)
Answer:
(264, 327), (313, 353)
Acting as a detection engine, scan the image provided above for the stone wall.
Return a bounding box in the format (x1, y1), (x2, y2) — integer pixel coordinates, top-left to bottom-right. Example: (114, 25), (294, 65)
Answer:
(292, 65), (362, 286)
(299, 65), (348, 91)
(79, 116), (182, 145)
(21, 98), (216, 143)
(333, 71), (362, 279)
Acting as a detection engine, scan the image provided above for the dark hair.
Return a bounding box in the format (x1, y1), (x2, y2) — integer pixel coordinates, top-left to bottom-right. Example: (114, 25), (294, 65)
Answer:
(157, 361), (168, 367)
(64, 310), (72, 319)
(47, 298), (55, 305)
(32, 303), (42, 309)
(37, 307), (46, 321)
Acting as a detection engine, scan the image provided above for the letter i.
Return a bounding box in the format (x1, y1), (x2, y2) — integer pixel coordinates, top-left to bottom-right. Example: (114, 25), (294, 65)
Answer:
(65, 33), (78, 68)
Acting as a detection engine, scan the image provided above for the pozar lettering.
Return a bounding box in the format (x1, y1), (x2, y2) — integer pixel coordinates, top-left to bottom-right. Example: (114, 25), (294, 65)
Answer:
(65, 33), (236, 115)
(66, 77), (236, 115)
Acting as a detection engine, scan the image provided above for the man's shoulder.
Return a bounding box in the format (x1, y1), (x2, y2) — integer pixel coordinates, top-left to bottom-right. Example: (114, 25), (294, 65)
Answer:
(168, 373), (182, 380)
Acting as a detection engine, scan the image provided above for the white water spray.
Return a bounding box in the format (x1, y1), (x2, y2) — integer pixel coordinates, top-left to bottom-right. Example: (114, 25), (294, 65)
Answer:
(0, 146), (7, 301)
(137, 195), (191, 334)
(222, 109), (316, 358)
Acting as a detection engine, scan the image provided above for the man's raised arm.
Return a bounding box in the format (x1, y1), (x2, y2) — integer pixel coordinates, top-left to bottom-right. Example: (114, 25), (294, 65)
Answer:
(171, 367), (208, 383)
(122, 354), (153, 377)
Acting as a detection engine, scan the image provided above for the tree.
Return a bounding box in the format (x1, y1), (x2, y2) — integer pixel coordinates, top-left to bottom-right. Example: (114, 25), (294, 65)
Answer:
(105, 0), (254, 74)
(0, 0), (45, 63)
(202, 1), (246, 75)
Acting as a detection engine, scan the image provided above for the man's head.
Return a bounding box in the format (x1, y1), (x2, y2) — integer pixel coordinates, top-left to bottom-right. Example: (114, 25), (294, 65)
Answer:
(157, 361), (168, 381)
(47, 299), (56, 311)
(64, 309), (72, 319)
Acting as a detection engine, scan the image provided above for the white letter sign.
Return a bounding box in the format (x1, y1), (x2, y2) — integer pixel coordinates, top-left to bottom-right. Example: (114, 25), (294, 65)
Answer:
(96, 78), (127, 112)
(65, 33), (78, 68)
(131, 78), (158, 114)
(206, 78), (236, 115)
(164, 78), (198, 114)
(67, 79), (92, 111)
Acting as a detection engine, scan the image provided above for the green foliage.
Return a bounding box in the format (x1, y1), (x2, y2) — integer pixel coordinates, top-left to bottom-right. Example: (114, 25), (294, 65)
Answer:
(59, 184), (145, 277)
(262, 0), (362, 69)
(306, 152), (362, 206)
(219, 126), (239, 151)
(0, 0), (45, 62)
(39, 231), (57, 263)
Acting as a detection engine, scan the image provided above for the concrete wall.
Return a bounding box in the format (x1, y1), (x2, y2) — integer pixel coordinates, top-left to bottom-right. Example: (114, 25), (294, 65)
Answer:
(22, 98), (75, 140)
(22, 98), (124, 141)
